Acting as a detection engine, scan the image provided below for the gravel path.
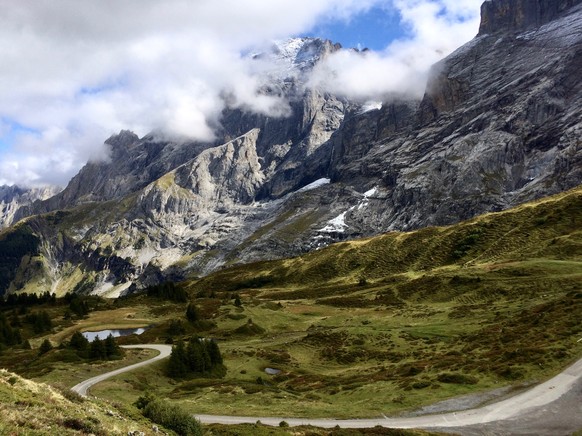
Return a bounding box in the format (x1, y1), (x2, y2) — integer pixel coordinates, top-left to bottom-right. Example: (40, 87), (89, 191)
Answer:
(71, 345), (582, 434)
(70, 344), (172, 397)
(195, 357), (582, 434)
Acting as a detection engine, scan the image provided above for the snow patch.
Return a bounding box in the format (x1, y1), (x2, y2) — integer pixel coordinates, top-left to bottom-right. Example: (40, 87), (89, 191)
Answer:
(364, 187), (378, 198)
(297, 178), (330, 193)
(359, 101), (383, 114)
(319, 211), (348, 233)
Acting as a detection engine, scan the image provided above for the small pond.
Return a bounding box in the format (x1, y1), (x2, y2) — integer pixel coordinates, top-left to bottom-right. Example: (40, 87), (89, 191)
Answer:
(82, 327), (149, 342)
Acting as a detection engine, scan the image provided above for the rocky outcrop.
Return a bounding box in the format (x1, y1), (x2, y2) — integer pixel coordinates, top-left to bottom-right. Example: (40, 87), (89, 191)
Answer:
(335, 0), (582, 231)
(1, 3), (582, 297)
(479, 0), (582, 35)
(0, 185), (61, 229)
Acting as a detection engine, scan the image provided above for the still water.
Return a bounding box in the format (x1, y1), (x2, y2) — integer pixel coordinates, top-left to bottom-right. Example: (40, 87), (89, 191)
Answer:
(82, 327), (148, 341)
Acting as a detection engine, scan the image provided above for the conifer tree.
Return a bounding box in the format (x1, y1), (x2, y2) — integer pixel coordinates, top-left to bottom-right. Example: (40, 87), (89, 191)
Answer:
(104, 334), (121, 358)
(38, 338), (52, 355)
(185, 303), (200, 323)
(167, 339), (188, 377)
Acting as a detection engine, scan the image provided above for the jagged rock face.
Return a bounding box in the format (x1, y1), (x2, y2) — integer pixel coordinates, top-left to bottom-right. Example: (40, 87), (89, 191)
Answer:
(479, 0), (582, 35)
(2, 4), (582, 297)
(0, 185), (61, 229)
(334, 1), (582, 232)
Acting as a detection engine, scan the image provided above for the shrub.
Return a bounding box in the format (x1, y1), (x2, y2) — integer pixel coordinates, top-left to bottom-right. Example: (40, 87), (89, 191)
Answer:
(143, 398), (203, 436)
(437, 373), (478, 385)
(38, 338), (53, 356)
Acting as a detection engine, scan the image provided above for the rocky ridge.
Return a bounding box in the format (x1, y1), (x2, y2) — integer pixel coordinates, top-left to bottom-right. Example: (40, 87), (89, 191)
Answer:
(1, 1), (581, 297)
(0, 185), (61, 229)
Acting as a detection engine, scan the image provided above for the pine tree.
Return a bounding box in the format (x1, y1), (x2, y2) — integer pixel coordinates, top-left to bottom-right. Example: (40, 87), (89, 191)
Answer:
(104, 334), (121, 358)
(206, 339), (223, 365)
(89, 337), (107, 360)
(186, 339), (204, 373)
(167, 340), (188, 377)
(185, 303), (200, 323)
(69, 331), (89, 351)
(38, 338), (52, 356)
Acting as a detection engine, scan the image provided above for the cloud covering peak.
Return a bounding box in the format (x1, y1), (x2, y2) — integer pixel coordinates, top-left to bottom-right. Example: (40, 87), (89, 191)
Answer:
(0, 0), (481, 187)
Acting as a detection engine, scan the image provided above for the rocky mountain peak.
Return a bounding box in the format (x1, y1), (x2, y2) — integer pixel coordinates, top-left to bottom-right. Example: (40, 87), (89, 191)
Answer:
(478, 0), (582, 35)
(0, 185), (61, 229)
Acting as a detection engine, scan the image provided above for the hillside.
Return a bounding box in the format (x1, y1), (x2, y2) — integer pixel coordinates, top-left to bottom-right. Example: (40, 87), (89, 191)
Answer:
(0, 369), (151, 435)
(56, 185), (579, 423)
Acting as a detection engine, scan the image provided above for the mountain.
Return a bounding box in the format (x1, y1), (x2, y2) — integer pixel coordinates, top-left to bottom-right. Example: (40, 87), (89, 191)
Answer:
(1, 0), (581, 297)
(0, 185), (61, 229)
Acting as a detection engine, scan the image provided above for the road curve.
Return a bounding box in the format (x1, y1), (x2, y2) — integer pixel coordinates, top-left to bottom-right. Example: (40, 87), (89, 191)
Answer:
(71, 344), (172, 397)
(195, 356), (582, 431)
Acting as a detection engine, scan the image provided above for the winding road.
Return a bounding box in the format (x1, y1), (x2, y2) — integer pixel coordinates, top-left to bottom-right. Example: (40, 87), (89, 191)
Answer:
(71, 346), (582, 434)
(71, 344), (172, 397)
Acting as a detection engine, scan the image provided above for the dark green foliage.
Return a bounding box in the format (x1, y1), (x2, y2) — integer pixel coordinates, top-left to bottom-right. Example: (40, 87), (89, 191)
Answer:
(451, 228), (484, 260)
(142, 398), (203, 436)
(26, 310), (52, 334)
(2, 291), (56, 308)
(231, 275), (274, 291)
(206, 339), (223, 365)
(38, 338), (53, 356)
(167, 319), (186, 336)
(62, 417), (103, 435)
(185, 303), (200, 323)
(104, 334), (122, 358)
(0, 313), (22, 346)
(69, 297), (90, 318)
(167, 340), (188, 378)
(167, 336), (224, 379)
(233, 319), (265, 336)
(147, 282), (188, 302)
(134, 392), (157, 410)
(0, 225), (40, 296)
(436, 373), (479, 385)
(69, 331), (89, 352)
(86, 334), (121, 360)
(89, 337), (107, 360)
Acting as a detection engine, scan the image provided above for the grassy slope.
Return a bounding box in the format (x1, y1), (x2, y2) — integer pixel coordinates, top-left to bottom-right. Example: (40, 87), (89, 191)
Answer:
(80, 186), (582, 419)
(0, 369), (152, 435)
(2, 186), (581, 424)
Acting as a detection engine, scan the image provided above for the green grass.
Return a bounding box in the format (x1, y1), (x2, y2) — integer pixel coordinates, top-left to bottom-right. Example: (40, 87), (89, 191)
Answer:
(2, 186), (582, 422)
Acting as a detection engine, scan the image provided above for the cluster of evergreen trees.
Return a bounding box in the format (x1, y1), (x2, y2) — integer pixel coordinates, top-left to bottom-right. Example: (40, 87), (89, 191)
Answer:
(167, 336), (223, 378)
(1, 291), (56, 308)
(147, 282), (188, 302)
(68, 331), (122, 360)
(26, 310), (52, 334)
(0, 313), (22, 347)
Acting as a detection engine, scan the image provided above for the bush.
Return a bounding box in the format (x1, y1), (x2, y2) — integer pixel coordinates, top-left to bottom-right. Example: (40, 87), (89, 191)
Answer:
(437, 373), (479, 385)
(142, 398), (203, 436)
(38, 338), (53, 356)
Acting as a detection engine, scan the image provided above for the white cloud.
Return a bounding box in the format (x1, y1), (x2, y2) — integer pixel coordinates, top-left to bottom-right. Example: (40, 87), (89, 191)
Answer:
(309, 0), (482, 100)
(0, 0), (482, 187)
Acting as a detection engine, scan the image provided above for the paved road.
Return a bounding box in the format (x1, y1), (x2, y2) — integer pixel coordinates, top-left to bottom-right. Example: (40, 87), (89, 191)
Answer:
(71, 344), (172, 397)
(70, 345), (582, 433)
(195, 356), (582, 434)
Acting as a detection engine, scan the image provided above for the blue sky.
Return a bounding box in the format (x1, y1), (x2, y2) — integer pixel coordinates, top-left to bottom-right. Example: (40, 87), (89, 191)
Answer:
(305, 5), (406, 50)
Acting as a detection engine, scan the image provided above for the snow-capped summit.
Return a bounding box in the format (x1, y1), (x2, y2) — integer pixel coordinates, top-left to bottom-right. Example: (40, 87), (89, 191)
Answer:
(271, 37), (341, 71)
(251, 37), (341, 81)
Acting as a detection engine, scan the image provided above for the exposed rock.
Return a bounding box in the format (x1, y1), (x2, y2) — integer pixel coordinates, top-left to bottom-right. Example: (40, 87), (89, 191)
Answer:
(479, 0), (582, 35)
(0, 185), (61, 229)
(1, 4), (582, 296)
